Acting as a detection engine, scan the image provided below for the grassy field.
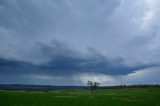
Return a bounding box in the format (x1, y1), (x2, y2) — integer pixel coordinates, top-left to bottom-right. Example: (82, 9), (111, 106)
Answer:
(0, 87), (160, 106)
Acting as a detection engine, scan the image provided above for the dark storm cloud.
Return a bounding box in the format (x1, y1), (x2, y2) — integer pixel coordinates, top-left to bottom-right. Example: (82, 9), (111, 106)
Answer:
(1, 0), (160, 85)
(0, 41), (158, 77)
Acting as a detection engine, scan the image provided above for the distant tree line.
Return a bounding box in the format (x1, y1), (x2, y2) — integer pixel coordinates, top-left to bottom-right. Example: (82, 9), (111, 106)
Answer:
(99, 84), (160, 89)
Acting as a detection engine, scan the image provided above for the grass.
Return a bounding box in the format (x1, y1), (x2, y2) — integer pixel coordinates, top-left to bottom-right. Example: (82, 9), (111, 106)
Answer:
(0, 87), (160, 106)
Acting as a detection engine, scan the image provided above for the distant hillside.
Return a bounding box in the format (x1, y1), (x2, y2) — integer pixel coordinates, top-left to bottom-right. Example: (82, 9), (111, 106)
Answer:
(0, 84), (160, 91)
(0, 84), (85, 90)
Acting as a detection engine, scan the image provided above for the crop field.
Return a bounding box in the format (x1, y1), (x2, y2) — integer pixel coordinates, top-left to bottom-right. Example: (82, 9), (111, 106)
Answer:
(0, 87), (160, 106)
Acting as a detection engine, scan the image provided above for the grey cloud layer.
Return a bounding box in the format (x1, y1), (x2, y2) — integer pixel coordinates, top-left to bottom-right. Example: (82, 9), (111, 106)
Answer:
(0, 0), (121, 64)
(0, 0), (160, 85)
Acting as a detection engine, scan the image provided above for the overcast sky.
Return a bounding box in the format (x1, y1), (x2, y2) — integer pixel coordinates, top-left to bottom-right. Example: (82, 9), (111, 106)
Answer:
(0, 0), (160, 86)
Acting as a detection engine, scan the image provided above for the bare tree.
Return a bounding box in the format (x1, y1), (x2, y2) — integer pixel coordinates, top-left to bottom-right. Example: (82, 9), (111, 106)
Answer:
(87, 81), (100, 93)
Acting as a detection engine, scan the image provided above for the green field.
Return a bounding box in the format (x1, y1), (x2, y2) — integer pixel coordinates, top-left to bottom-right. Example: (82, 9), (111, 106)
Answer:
(0, 87), (160, 106)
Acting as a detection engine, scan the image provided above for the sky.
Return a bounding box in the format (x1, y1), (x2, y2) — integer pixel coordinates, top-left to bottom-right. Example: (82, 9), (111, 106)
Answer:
(0, 0), (160, 86)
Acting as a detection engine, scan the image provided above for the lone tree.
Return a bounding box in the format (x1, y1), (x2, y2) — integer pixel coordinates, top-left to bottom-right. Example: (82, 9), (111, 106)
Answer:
(87, 81), (100, 93)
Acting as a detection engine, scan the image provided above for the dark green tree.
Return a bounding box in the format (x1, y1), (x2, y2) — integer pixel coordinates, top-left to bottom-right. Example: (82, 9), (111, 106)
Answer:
(87, 81), (100, 93)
